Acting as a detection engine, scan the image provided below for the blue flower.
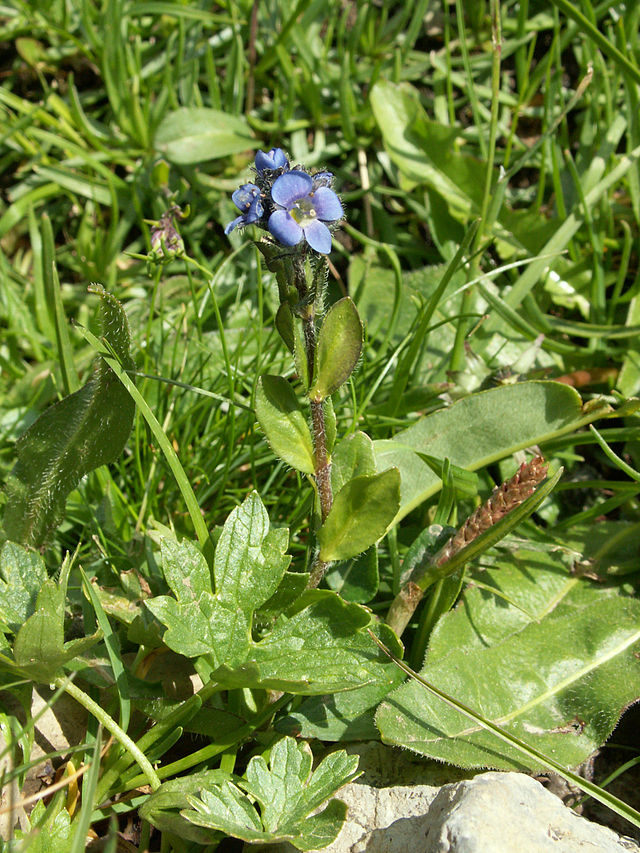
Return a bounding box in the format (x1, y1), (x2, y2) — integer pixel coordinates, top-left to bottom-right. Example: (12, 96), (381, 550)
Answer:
(267, 171), (343, 254)
(255, 147), (289, 172)
(224, 183), (263, 235)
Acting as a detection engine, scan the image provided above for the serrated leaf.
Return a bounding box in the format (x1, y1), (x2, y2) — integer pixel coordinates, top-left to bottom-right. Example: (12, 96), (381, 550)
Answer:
(374, 381), (612, 526)
(311, 297), (363, 400)
(139, 770), (231, 844)
(376, 596), (640, 771)
(211, 591), (394, 694)
(146, 493), (289, 666)
(0, 542), (47, 634)
(276, 623), (406, 741)
(3, 285), (135, 546)
(180, 737), (359, 850)
(214, 491), (290, 610)
(255, 376), (315, 474)
(318, 468), (401, 562)
(154, 108), (254, 164)
(13, 578), (102, 682)
(146, 502), (398, 695)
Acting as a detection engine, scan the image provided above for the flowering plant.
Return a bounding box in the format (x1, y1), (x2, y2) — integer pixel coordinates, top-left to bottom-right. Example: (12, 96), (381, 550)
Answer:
(224, 148), (343, 255)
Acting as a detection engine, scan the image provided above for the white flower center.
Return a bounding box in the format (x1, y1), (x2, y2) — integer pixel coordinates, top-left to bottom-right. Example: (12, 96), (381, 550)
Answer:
(289, 196), (317, 227)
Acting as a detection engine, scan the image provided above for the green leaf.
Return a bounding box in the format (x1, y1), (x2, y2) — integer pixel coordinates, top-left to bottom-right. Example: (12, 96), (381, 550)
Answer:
(376, 590), (640, 771)
(146, 493), (290, 666)
(214, 491), (290, 611)
(370, 80), (481, 218)
(325, 547), (379, 604)
(330, 431), (377, 496)
(311, 298), (363, 400)
(8, 799), (73, 853)
(276, 623), (405, 741)
(0, 542), (47, 634)
(211, 591), (393, 694)
(139, 770), (232, 845)
(154, 108), (254, 164)
(180, 737), (359, 850)
(146, 502), (398, 695)
(255, 376), (315, 474)
(13, 577), (102, 683)
(2, 285), (135, 546)
(318, 468), (401, 562)
(374, 381), (611, 525)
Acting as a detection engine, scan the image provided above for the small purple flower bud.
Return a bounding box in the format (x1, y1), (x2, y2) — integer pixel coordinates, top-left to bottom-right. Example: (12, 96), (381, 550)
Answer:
(150, 205), (185, 257)
(255, 147), (289, 173)
(224, 183), (263, 234)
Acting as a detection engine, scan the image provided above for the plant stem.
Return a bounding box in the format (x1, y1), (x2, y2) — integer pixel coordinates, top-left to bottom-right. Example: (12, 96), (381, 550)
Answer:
(293, 257), (333, 588)
(55, 677), (161, 793)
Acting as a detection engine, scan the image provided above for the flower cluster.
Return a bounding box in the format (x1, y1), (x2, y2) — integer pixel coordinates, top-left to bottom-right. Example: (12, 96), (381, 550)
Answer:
(224, 148), (343, 255)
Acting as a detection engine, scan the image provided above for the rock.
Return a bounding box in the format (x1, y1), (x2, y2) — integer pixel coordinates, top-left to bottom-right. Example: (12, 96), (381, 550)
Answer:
(256, 768), (640, 853)
(423, 772), (640, 852)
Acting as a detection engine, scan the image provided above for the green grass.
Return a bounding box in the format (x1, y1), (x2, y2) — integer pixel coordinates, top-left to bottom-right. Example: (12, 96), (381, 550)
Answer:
(1, 0), (639, 848)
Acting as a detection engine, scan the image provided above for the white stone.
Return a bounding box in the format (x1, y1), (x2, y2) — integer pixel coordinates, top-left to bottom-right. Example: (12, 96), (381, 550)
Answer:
(423, 772), (640, 853)
(259, 769), (640, 853)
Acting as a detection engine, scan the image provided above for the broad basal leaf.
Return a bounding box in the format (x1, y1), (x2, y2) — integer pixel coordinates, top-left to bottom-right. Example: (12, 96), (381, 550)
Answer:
(154, 108), (254, 164)
(376, 596), (640, 771)
(180, 737), (359, 850)
(374, 381), (611, 525)
(3, 285), (135, 546)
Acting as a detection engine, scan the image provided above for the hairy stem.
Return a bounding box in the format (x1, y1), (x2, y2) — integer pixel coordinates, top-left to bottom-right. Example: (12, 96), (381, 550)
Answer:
(294, 258), (333, 587)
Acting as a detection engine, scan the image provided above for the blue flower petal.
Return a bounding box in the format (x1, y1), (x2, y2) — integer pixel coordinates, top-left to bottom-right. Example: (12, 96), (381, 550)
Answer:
(272, 171), (313, 207)
(224, 214), (245, 235)
(268, 209), (303, 246)
(312, 187), (343, 222)
(245, 196), (264, 224)
(303, 219), (332, 254)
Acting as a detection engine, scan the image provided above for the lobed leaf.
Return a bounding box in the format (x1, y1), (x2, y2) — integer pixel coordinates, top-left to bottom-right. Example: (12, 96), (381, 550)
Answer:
(179, 737), (359, 850)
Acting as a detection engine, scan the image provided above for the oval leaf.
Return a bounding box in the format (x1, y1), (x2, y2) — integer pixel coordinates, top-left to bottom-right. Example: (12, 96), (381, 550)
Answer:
(311, 297), (363, 400)
(374, 381), (612, 525)
(318, 468), (400, 562)
(255, 376), (315, 474)
(376, 596), (640, 772)
(3, 286), (135, 546)
(154, 108), (254, 164)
